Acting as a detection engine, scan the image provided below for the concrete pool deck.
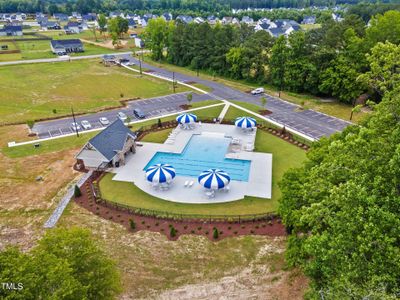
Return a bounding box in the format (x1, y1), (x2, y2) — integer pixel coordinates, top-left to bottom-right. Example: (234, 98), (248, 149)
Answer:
(111, 123), (272, 204)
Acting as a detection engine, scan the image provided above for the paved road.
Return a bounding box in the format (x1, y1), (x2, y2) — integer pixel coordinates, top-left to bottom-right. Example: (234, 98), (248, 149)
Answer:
(32, 92), (211, 139)
(31, 53), (351, 140)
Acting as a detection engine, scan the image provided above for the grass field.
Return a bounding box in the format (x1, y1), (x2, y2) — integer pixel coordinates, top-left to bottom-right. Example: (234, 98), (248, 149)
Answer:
(0, 60), (191, 124)
(99, 126), (306, 215)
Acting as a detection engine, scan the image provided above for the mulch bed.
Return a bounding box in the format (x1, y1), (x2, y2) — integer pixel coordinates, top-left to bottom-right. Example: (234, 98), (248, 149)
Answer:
(258, 109), (272, 115)
(179, 104), (192, 110)
(74, 178), (286, 242)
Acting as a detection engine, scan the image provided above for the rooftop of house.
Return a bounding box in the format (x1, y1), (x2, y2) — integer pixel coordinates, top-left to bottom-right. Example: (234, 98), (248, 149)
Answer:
(88, 119), (136, 161)
(0, 25), (22, 32)
(50, 39), (83, 48)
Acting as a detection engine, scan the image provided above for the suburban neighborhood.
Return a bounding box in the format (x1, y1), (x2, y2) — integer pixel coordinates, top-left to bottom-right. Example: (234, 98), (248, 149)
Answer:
(0, 1), (399, 299)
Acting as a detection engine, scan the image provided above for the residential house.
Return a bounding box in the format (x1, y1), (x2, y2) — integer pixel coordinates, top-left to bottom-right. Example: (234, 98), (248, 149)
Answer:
(241, 16), (254, 25)
(176, 15), (193, 24)
(161, 12), (173, 21)
(332, 13), (343, 22)
(221, 16), (232, 25)
(53, 13), (68, 22)
(75, 119), (137, 170)
(207, 15), (218, 25)
(267, 27), (286, 38)
(36, 15), (48, 25)
(232, 17), (240, 26)
(134, 37), (144, 48)
(127, 18), (137, 29)
(255, 22), (270, 32)
(50, 39), (84, 54)
(64, 21), (81, 34)
(0, 25), (23, 36)
(82, 13), (97, 22)
(71, 12), (82, 20)
(193, 17), (205, 24)
(109, 11), (124, 19)
(302, 15), (316, 25)
(41, 21), (61, 31)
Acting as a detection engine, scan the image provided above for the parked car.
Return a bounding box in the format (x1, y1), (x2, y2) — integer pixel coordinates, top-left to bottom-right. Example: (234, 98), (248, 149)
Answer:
(251, 87), (264, 95)
(81, 120), (91, 130)
(71, 122), (81, 131)
(117, 112), (127, 121)
(133, 108), (146, 119)
(99, 117), (110, 126)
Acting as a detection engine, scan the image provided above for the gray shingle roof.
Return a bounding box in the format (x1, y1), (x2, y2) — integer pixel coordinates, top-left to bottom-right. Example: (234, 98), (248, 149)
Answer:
(88, 119), (136, 161)
(51, 39), (82, 48)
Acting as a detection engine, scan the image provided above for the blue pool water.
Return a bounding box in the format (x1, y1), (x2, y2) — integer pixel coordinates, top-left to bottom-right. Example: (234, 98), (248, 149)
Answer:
(144, 135), (251, 181)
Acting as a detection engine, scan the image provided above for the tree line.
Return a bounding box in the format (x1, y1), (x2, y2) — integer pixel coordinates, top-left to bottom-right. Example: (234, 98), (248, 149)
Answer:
(144, 10), (400, 104)
(0, 0), (397, 14)
(278, 41), (400, 299)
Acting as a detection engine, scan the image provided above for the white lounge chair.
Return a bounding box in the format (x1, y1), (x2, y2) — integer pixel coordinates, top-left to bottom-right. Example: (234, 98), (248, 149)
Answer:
(245, 142), (254, 151)
(188, 181), (194, 187)
(224, 185), (230, 192)
(184, 180), (189, 187)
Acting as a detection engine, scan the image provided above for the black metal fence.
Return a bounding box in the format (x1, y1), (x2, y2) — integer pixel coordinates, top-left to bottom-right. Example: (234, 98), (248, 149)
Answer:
(94, 197), (277, 223)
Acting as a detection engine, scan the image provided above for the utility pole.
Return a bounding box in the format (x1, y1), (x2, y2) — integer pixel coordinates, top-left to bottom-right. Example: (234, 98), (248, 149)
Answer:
(172, 72), (176, 93)
(71, 106), (79, 137)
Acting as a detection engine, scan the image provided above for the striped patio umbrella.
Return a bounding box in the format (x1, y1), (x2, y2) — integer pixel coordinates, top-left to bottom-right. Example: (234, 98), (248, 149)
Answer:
(145, 164), (176, 184)
(198, 169), (230, 190)
(235, 117), (257, 128)
(176, 113), (197, 124)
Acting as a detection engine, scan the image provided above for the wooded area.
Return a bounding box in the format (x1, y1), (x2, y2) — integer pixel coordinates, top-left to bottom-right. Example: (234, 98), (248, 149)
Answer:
(144, 10), (400, 104)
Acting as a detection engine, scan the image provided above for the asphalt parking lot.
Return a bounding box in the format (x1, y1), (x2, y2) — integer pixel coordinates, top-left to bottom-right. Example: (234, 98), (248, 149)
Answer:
(32, 92), (212, 139)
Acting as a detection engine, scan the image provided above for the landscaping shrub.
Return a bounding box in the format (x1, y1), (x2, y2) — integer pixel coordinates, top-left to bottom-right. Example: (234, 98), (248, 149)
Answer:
(129, 219), (136, 230)
(141, 220), (145, 224)
(52, 109), (57, 114)
(213, 227), (219, 239)
(170, 226), (176, 237)
(26, 120), (35, 129)
(74, 185), (82, 198)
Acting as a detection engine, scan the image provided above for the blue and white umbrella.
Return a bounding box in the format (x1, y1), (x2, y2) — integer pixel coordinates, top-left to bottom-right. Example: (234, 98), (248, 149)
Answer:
(176, 113), (197, 124)
(198, 169), (230, 190)
(145, 164), (176, 184)
(235, 117), (257, 128)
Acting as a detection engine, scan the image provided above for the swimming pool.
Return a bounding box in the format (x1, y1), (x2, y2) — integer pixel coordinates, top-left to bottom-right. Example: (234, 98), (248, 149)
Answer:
(144, 134), (251, 181)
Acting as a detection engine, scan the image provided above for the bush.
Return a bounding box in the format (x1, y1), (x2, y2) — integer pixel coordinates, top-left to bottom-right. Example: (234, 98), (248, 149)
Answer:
(170, 226), (176, 237)
(52, 109), (57, 114)
(129, 219), (136, 230)
(74, 185), (82, 198)
(213, 227), (219, 239)
(157, 118), (162, 127)
(26, 120), (35, 129)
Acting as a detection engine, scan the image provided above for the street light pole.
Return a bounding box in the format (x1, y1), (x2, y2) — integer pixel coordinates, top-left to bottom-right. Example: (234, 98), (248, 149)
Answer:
(172, 71), (176, 93)
(71, 106), (79, 137)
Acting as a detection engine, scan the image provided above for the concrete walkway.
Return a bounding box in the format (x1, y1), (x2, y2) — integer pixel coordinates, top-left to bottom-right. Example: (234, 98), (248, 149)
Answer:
(43, 171), (93, 228)
(218, 103), (231, 121)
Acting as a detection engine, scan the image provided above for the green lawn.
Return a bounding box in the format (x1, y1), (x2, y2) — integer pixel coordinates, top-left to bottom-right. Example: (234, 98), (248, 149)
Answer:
(2, 103), (223, 158)
(0, 60), (191, 124)
(99, 128), (306, 215)
(2, 131), (97, 158)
